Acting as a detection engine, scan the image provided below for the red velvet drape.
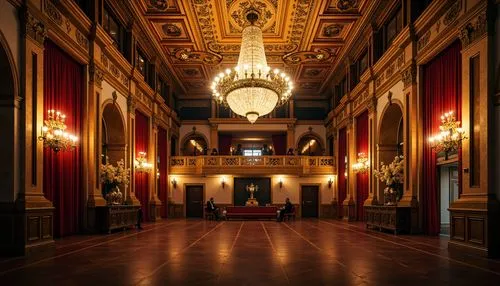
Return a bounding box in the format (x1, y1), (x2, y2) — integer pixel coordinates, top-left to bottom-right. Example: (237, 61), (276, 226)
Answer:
(337, 128), (347, 217)
(43, 40), (83, 237)
(356, 111), (369, 221)
(158, 127), (168, 218)
(135, 111), (149, 221)
(218, 134), (232, 155)
(271, 134), (287, 155)
(423, 40), (462, 235)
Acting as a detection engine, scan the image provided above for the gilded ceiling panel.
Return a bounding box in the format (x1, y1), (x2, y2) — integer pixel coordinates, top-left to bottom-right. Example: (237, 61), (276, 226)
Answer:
(140, 0), (367, 98)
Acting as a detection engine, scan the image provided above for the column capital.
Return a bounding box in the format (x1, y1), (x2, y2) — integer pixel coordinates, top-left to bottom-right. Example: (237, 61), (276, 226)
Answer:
(367, 96), (377, 114)
(20, 8), (47, 46)
(89, 62), (104, 88)
(459, 11), (487, 49)
(210, 123), (218, 131)
(127, 96), (136, 114)
(401, 61), (416, 89)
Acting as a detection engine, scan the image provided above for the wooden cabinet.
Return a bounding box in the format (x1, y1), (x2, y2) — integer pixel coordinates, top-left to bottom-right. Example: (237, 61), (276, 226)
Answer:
(96, 205), (140, 233)
(365, 205), (411, 234)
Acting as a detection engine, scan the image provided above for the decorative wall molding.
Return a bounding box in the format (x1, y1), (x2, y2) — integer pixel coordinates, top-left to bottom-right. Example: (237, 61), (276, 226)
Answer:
(417, 30), (431, 52)
(100, 53), (130, 87)
(443, 0), (462, 26)
(459, 12), (487, 48)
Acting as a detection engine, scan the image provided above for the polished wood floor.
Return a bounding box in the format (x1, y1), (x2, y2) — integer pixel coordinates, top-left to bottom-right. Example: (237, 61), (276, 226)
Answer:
(1, 219), (499, 285)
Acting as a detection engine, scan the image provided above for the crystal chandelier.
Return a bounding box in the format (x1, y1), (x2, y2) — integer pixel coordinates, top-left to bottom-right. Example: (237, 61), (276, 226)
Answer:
(211, 10), (293, 124)
(38, 109), (78, 152)
(134, 152), (153, 173)
(428, 111), (467, 156)
(352, 152), (370, 174)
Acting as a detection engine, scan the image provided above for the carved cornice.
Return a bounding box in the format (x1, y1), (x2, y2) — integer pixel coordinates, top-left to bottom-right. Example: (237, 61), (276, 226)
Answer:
(459, 12), (487, 48)
(21, 9), (47, 45)
(401, 61), (417, 89)
(89, 62), (104, 88)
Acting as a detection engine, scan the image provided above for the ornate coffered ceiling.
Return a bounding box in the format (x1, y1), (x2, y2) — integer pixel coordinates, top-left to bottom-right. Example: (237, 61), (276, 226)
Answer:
(139, 0), (367, 99)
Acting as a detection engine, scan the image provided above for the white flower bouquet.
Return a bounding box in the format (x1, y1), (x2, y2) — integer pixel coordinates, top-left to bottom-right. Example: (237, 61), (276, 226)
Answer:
(100, 158), (130, 188)
(373, 155), (404, 204)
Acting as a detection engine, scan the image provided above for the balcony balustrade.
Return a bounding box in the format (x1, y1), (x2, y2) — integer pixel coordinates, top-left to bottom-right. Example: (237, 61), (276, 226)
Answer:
(170, 156), (336, 175)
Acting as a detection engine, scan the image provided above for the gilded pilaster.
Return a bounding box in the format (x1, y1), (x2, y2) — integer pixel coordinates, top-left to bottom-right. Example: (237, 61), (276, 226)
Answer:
(343, 116), (356, 221)
(149, 114), (162, 221)
(126, 96), (140, 206)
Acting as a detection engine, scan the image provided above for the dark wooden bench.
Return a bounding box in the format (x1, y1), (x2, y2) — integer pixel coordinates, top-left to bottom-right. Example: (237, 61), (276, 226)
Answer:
(225, 206), (277, 220)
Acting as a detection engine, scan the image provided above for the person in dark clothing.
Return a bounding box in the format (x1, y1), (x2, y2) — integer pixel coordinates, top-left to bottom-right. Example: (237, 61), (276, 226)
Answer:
(206, 197), (220, 220)
(234, 144), (243, 155)
(262, 144), (270, 155)
(137, 208), (143, 230)
(277, 198), (293, 222)
(287, 148), (295, 155)
(211, 148), (218, 155)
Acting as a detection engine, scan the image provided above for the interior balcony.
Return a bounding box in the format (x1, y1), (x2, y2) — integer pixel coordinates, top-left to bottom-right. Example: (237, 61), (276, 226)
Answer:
(170, 155), (336, 176)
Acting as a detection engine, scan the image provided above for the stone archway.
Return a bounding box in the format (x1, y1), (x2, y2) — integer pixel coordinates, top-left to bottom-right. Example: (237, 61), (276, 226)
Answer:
(181, 132), (208, 156)
(0, 31), (19, 203)
(102, 102), (126, 166)
(377, 102), (404, 202)
(296, 132), (324, 156)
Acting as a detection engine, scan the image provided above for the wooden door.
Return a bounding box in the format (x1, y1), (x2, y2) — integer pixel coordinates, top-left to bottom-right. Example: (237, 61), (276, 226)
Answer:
(186, 185), (204, 218)
(301, 186), (319, 218)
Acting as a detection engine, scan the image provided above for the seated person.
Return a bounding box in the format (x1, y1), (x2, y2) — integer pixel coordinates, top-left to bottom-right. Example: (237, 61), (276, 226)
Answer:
(206, 197), (220, 220)
(277, 198), (293, 222)
(286, 148), (295, 156)
(210, 148), (218, 155)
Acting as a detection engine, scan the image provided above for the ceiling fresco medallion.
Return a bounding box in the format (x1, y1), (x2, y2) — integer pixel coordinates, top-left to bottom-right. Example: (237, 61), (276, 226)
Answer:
(228, 0), (276, 32)
(161, 23), (182, 37)
(149, 0), (169, 11)
(322, 23), (343, 37)
(337, 0), (357, 11)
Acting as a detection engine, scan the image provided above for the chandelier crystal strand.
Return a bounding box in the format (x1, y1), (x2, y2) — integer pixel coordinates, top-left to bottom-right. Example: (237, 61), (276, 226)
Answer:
(211, 11), (292, 124)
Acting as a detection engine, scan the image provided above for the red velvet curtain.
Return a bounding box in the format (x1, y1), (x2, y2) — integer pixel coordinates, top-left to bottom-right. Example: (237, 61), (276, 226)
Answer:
(218, 134), (232, 155)
(272, 134), (287, 155)
(158, 127), (168, 218)
(43, 40), (83, 237)
(337, 128), (347, 217)
(423, 40), (462, 235)
(356, 111), (369, 221)
(135, 111), (149, 221)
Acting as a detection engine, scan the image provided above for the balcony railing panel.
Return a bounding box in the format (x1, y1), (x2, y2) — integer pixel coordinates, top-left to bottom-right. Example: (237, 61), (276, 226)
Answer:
(170, 156), (336, 175)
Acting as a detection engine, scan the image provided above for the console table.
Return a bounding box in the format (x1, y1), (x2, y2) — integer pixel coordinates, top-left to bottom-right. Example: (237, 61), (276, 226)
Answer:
(365, 205), (411, 234)
(96, 205), (140, 233)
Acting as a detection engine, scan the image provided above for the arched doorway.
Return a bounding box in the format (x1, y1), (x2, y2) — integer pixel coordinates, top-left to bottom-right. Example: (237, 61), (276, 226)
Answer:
(377, 103), (403, 203)
(181, 133), (208, 156)
(0, 32), (18, 204)
(297, 133), (323, 156)
(102, 102), (126, 197)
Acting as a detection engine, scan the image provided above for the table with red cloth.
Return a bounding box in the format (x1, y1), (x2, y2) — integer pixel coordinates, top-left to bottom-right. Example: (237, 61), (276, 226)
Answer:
(225, 206), (277, 220)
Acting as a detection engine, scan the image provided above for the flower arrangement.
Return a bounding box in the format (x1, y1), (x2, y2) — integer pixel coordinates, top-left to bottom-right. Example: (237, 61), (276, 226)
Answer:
(373, 155), (404, 204)
(100, 158), (130, 204)
(101, 158), (130, 187)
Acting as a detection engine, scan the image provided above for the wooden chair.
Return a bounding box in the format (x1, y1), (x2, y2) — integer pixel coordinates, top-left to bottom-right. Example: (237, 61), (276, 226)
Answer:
(204, 208), (216, 220)
(283, 206), (296, 221)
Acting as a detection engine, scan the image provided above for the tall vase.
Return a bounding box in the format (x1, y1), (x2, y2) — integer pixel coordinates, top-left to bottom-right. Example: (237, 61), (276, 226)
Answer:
(384, 186), (397, 205)
(105, 186), (123, 205)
